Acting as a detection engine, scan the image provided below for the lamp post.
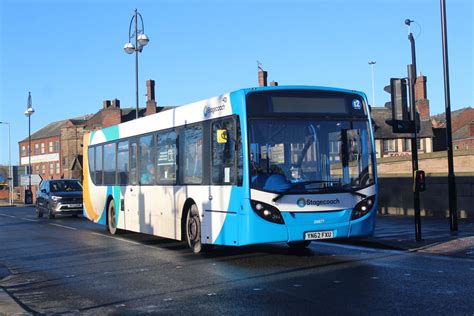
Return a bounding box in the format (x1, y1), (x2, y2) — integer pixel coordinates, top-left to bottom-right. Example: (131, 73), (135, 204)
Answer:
(0, 121), (12, 205)
(368, 61), (376, 106)
(24, 92), (34, 204)
(440, 0), (457, 231)
(405, 19), (422, 241)
(124, 9), (150, 119)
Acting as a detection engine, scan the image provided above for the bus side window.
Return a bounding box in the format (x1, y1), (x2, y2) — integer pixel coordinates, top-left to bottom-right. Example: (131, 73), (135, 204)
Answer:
(212, 119), (235, 184)
(156, 130), (177, 185)
(182, 124), (203, 184)
(88, 147), (95, 184)
(95, 145), (103, 185)
(117, 141), (129, 185)
(130, 140), (138, 185)
(103, 142), (117, 185)
(139, 134), (155, 185)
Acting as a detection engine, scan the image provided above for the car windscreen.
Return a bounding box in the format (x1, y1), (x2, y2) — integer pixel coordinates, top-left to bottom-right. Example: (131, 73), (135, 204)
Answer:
(50, 180), (83, 192)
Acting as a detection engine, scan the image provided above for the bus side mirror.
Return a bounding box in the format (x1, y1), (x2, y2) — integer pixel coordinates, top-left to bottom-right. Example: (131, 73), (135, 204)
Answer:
(216, 129), (228, 144)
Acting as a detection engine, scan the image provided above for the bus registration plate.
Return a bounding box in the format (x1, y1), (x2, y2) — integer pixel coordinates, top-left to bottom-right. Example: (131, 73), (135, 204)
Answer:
(304, 231), (333, 240)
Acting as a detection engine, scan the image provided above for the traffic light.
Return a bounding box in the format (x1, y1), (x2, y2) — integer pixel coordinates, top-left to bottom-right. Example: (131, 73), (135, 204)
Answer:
(390, 78), (409, 122)
(413, 170), (426, 192)
(385, 78), (414, 133)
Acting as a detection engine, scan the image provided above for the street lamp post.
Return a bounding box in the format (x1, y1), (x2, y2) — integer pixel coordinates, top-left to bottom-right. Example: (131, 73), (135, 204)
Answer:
(405, 19), (422, 241)
(440, 0), (458, 231)
(124, 9), (150, 119)
(24, 92), (34, 204)
(368, 61), (376, 106)
(0, 121), (12, 205)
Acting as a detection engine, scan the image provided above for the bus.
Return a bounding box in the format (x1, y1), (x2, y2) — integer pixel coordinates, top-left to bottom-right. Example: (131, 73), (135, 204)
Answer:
(83, 86), (377, 253)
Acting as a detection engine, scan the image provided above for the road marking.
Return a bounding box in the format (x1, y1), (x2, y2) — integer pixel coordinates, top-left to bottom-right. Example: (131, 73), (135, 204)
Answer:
(0, 214), (17, 218)
(91, 232), (142, 246)
(49, 223), (77, 230)
(21, 217), (39, 222)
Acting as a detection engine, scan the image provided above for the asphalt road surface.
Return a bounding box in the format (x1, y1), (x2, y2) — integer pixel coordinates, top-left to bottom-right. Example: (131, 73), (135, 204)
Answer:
(1, 206), (473, 315)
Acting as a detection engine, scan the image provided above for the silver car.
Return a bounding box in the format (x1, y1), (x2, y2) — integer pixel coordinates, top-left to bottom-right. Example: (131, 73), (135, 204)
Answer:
(35, 179), (83, 219)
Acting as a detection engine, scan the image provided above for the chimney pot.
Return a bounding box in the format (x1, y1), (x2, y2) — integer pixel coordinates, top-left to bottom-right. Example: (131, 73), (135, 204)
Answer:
(270, 80), (278, 86)
(103, 100), (111, 109)
(258, 70), (268, 87)
(111, 99), (120, 108)
(147, 80), (155, 102)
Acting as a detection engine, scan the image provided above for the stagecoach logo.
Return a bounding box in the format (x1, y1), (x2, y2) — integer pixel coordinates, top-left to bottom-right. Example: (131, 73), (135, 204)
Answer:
(297, 198), (341, 208)
(203, 104), (226, 117)
(352, 99), (362, 110)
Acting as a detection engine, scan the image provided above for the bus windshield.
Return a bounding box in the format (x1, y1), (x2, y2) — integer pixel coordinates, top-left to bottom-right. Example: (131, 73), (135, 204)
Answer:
(248, 119), (374, 195)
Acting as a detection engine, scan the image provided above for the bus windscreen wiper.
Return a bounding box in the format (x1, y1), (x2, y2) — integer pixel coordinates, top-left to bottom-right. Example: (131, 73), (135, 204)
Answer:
(340, 185), (367, 198)
(272, 180), (339, 203)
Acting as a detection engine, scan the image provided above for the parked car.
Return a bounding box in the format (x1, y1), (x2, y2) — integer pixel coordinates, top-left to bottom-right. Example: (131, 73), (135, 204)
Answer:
(35, 179), (83, 219)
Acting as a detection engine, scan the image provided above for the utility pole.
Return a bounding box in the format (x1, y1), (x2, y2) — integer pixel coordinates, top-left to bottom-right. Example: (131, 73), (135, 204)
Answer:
(440, 0), (458, 231)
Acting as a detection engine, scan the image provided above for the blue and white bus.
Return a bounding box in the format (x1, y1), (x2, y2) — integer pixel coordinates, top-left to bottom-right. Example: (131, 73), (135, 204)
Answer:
(83, 86), (377, 253)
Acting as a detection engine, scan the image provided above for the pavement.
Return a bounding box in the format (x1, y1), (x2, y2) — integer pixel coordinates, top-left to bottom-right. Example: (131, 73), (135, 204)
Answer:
(340, 214), (474, 258)
(0, 203), (473, 314)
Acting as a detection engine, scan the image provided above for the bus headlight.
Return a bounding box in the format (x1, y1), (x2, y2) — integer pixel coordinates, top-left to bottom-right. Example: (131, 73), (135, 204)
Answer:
(250, 200), (285, 224)
(351, 195), (376, 220)
(51, 196), (62, 201)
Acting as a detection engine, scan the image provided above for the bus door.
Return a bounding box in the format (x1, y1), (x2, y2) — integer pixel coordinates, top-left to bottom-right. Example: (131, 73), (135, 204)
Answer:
(124, 138), (140, 232)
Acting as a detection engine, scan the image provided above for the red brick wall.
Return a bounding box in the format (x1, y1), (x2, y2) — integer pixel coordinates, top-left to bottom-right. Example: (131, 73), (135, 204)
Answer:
(18, 135), (62, 180)
(416, 99), (430, 120)
(101, 108), (122, 127)
(452, 108), (474, 133)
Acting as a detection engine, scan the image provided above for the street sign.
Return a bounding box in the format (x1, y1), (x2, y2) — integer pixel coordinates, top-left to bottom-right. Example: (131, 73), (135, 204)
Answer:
(20, 174), (43, 186)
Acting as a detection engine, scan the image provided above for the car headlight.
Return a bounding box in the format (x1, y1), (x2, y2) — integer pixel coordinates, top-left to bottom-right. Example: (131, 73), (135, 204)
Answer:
(250, 200), (285, 224)
(51, 196), (62, 201)
(351, 195), (376, 220)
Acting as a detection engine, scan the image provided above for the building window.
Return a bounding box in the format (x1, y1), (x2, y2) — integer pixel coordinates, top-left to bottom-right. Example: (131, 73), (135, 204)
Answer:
(41, 143), (45, 154)
(383, 139), (396, 153)
(21, 145), (26, 156)
(55, 162), (60, 174)
(35, 165), (40, 173)
(49, 141), (53, 153)
(49, 162), (54, 175)
(403, 139), (411, 152)
(34, 144), (39, 155)
(55, 141), (60, 152)
(41, 164), (46, 175)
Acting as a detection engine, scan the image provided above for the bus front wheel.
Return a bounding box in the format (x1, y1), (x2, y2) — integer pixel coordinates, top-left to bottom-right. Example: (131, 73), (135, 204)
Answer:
(107, 200), (118, 235)
(186, 204), (204, 253)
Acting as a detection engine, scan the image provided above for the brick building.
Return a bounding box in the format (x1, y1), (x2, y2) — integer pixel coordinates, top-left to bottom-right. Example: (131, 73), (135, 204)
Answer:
(18, 79), (165, 187)
(19, 120), (66, 180)
(431, 107), (474, 151)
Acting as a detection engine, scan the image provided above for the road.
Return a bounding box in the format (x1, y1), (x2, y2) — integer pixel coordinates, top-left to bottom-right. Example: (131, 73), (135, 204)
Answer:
(1, 206), (473, 315)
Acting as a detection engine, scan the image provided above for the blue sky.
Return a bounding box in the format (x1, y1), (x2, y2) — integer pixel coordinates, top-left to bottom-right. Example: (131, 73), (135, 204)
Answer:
(0, 0), (472, 165)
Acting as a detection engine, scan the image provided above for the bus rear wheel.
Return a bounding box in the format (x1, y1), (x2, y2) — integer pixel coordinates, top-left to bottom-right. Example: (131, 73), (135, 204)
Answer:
(186, 204), (205, 253)
(107, 200), (118, 235)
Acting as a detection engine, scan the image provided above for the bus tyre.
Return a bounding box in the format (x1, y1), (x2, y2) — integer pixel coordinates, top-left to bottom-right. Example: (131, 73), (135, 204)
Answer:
(287, 240), (311, 249)
(107, 200), (118, 235)
(186, 204), (205, 253)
